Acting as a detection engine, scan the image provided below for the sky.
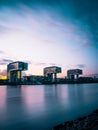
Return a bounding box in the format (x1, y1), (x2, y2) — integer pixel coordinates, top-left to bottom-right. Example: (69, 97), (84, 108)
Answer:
(0, 0), (98, 78)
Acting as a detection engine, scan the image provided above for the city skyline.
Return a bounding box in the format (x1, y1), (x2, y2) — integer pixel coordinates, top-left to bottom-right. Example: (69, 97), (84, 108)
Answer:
(0, 0), (98, 78)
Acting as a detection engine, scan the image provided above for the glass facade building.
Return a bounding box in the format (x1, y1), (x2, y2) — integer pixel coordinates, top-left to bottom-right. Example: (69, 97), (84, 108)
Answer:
(7, 61), (28, 83)
(67, 69), (83, 80)
(44, 66), (61, 82)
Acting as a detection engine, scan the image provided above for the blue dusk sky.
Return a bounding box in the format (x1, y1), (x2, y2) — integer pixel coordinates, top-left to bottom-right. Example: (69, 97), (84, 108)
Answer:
(0, 0), (98, 77)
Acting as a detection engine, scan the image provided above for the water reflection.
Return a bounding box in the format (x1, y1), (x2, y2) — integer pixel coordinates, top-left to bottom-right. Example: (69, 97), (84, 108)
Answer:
(0, 84), (98, 130)
(0, 86), (6, 111)
(0, 85), (26, 129)
(43, 85), (69, 110)
(21, 86), (45, 116)
(67, 84), (86, 106)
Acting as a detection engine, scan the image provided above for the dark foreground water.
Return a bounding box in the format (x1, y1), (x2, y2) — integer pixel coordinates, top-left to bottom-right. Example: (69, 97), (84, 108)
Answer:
(0, 84), (98, 130)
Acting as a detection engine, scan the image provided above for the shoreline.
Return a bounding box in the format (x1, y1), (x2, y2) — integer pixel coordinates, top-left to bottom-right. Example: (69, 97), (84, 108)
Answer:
(52, 109), (98, 130)
(0, 81), (98, 86)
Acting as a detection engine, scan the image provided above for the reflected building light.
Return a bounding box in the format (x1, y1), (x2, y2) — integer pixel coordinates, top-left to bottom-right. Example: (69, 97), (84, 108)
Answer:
(0, 86), (7, 111)
(57, 86), (70, 107)
(21, 87), (45, 115)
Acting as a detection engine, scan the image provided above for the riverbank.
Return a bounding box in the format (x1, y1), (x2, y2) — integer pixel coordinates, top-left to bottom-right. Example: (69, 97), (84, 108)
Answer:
(0, 81), (98, 85)
(0, 78), (98, 85)
(52, 109), (98, 130)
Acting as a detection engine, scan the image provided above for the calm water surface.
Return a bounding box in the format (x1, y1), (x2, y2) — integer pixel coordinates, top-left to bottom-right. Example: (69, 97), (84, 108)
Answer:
(0, 84), (98, 130)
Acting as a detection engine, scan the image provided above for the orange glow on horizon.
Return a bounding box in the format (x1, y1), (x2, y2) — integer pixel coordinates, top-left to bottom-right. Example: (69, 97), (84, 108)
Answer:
(0, 75), (7, 80)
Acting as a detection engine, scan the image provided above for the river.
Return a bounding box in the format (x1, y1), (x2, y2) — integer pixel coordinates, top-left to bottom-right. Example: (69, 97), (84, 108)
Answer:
(0, 83), (98, 130)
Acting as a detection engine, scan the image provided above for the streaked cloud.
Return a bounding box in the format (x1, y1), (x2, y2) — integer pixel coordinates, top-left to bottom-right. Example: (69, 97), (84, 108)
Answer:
(0, 25), (9, 33)
(34, 62), (61, 67)
(0, 24), (21, 34)
(0, 59), (14, 65)
(49, 63), (57, 66)
(35, 63), (47, 66)
(66, 64), (86, 70)
(0, 0), (97, 76)
(75, 64), (86, 68)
